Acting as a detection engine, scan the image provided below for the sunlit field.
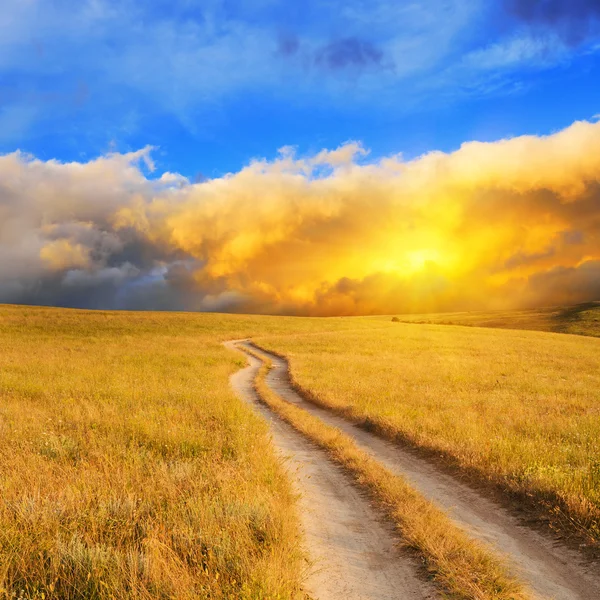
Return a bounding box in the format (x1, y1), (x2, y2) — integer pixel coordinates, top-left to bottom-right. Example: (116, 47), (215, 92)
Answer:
(389, 302), (600, 337)
(0, 305), (383, 599)
(3, 303), (600, 598)
(256, 323), (600, 547)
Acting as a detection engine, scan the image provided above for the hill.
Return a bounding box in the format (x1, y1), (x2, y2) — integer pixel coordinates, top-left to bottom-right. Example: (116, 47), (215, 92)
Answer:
(389, 301), (600, 337)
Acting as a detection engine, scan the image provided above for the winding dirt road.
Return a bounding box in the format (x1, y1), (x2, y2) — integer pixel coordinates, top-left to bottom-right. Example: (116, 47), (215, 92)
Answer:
(235, 340), (600, 600)
(224, 340), (436, 600)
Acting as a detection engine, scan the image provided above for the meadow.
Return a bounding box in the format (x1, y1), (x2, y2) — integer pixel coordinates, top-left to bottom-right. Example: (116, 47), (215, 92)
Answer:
(256, 322), (600, 548)
(2, 303), (599, 599)
(0, 305), (381, 599)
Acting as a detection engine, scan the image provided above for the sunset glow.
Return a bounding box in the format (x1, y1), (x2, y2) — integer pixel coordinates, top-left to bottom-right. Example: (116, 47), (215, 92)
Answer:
(0, 120), (599, 314)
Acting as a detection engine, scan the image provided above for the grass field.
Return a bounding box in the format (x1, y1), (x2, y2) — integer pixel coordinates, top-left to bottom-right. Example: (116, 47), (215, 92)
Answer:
(0, 304), (384, 599)
(256, 322), (600, 548)
(388, 301), (600, 337)
(3, 303), (599, 598)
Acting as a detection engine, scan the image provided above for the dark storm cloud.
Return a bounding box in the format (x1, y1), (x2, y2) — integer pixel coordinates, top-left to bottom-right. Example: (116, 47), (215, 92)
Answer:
(276, 34), (388, 72)
(277, 33), (300, 57)
(314, 37), (385, 70)
(504, 246), (556, 269)
(0, 265), (138, 310)
(506, 0), (600, 44)
(523, 260), (600, 305)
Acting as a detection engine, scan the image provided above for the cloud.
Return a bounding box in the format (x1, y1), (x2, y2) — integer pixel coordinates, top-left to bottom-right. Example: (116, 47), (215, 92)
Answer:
(2, 0), (597, 159)
(277, 34), (391, 72)
(0, 0), (500, 143)
(522, 260), (600, 306)
(507, 0), (600, 26)
(314, 37), (385, 70)
(2, 119), (600, 314)
(505, 0), (600, 45)
(277, 33), (300, 57)
(461, 34), (566, 71)
(275, 34), (390, 77)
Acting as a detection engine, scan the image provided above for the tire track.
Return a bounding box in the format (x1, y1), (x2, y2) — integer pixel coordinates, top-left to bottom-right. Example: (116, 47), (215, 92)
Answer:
(239, 340), (600, 600)
(224, 340), (436, 600)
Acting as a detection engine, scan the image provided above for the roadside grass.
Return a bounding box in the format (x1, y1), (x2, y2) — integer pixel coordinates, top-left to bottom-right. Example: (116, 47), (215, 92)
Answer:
(246, 347), (529, 600)
(386, 301), (600, 337)
(0, 304), (386, 599)
(255, 323), (600, 549)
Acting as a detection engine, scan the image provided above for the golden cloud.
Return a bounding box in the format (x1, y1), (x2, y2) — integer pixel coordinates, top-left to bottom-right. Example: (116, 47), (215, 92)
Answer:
(1, 121), (600, 314)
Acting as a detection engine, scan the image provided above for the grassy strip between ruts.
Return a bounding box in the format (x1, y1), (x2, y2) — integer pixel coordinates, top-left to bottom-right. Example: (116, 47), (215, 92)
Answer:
(243, 345), (530, 600)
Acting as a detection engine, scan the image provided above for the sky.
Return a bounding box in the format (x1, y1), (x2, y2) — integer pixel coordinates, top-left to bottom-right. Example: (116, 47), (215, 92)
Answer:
(1, 0), (600, 314)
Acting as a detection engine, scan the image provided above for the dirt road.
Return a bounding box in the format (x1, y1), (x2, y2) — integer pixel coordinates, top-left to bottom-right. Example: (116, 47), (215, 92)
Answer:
(224, 340), (436, 600)
(236, 340), (600, 600)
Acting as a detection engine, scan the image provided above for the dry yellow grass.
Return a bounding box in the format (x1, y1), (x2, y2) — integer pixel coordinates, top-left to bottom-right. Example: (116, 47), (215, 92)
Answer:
(247, 348), (529, 600)
(0, 305), (380, 599)
(4, 302), (598, 598)
(256, 322), (600, 547)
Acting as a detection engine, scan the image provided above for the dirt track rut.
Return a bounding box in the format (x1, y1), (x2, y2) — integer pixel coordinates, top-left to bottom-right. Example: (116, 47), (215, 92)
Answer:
(236, 340), (600, 600)
(224, 340), (436, 600)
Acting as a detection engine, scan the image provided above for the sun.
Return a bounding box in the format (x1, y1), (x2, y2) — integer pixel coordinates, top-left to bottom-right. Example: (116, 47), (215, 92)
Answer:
(406, 249), (441, 272)
(369, 248), (444, 277)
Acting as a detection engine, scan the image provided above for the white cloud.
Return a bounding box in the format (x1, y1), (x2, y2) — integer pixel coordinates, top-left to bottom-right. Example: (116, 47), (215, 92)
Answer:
(461, 34), (567, 71)
(0, 0), (597, 143)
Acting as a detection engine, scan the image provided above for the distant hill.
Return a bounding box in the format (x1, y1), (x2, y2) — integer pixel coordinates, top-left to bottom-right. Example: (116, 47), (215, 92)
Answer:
(390, 301), (600, 338)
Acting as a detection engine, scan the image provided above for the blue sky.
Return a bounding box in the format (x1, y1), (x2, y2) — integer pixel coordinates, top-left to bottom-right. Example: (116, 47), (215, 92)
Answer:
(2, 0), (600, 177)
